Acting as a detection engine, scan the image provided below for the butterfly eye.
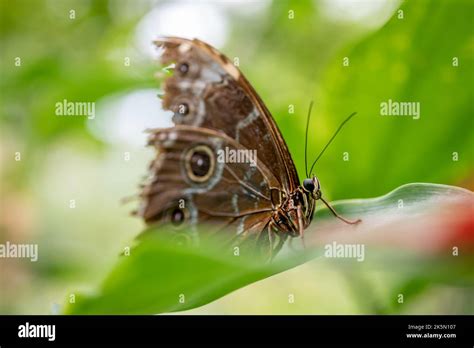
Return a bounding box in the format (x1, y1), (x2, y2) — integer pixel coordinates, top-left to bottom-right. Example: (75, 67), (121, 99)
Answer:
(184, 145), (216, 183)
(303, 178), (315, 192)
(178, 62), (189, 75)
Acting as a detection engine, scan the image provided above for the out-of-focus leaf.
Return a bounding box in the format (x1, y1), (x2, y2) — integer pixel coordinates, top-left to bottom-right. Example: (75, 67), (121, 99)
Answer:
(63, 183), (473, 314)
(314, 0), (474, 200)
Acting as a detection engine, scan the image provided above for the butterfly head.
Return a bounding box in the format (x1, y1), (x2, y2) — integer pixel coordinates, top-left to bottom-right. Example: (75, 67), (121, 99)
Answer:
(302, 177), (321, 200)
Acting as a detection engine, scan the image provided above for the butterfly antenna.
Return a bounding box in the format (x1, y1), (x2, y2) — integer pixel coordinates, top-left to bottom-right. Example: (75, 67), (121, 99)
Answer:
(304, 101), (314, 178)
(308, 112), (357, 176)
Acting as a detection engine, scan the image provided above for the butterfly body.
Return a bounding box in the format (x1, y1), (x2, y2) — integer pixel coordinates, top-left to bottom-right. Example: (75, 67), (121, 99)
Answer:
(272, 187), (314, 237)
(138, 37), (358, 255)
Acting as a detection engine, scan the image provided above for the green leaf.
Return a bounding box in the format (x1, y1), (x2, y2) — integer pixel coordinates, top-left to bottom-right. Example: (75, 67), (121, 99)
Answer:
(314, 0), (474, 200)
(63, 183), (473, 314)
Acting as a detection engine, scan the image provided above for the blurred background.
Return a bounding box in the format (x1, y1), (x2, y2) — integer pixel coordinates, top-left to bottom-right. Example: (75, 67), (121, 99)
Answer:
(1, 0), (473, 314)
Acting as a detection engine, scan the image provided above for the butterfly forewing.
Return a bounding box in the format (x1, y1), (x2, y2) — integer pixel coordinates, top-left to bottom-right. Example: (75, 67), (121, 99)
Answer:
(154, 37), (300, 192)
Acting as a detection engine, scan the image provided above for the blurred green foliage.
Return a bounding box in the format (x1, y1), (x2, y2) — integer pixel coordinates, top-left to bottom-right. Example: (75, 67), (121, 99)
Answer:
(2, 0), (472, 192)
(236, 0), (474, 201)
(317, 0), (474, 199)
(64, 183), (474, 314)
(1, 0), (473, 314)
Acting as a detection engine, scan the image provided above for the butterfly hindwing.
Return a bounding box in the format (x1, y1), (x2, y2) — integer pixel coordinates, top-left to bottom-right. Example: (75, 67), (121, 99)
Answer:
(139, 126), (281, 244)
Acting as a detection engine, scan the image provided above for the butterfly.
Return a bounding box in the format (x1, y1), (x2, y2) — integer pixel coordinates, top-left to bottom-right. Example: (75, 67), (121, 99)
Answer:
(137, 37), (360, 257)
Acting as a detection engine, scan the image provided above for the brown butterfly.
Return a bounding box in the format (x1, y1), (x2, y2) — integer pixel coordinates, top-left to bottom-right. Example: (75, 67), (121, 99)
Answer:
(137, 37), (360, 256)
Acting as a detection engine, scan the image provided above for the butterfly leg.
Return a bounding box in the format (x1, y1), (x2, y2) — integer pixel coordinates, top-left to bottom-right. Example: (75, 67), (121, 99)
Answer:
(320, 197), (362, 225)
(267, 223), (275, 260)
(296, 205), (306, 250)
(272, 233), (287, 260)
(265, 219), (289, 261)
(288, 237), (297, 251)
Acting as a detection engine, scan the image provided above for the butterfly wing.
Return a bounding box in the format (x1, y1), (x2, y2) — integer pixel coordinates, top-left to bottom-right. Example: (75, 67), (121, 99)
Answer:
(155, 37), (300, 193)
(138, 126), (282, 246)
